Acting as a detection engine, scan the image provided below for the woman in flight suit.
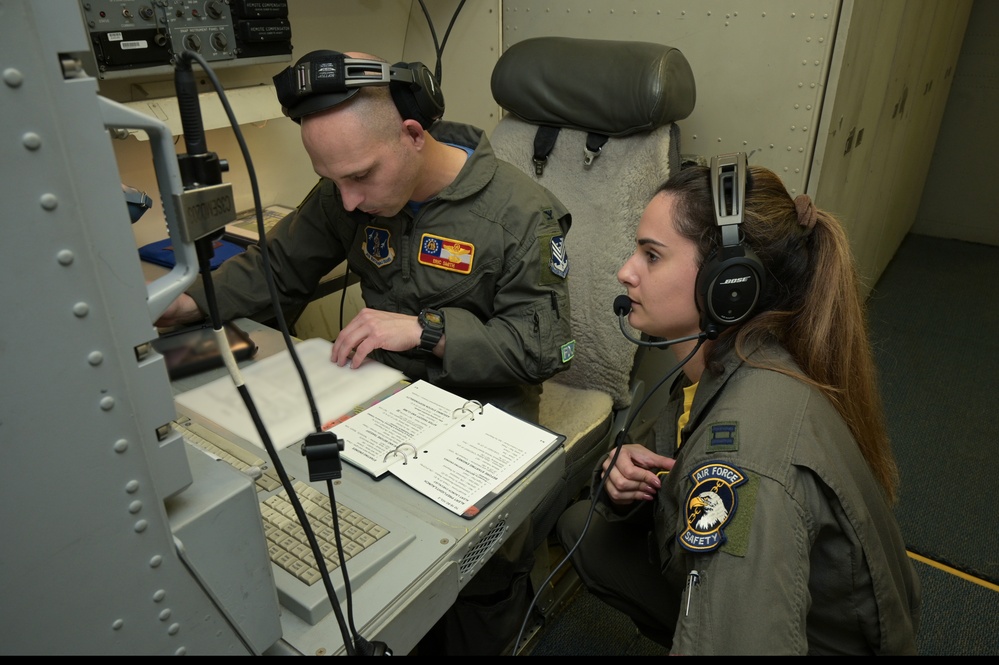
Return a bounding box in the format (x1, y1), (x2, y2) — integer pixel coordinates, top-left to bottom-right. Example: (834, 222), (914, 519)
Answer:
(557, 155), (921, 655)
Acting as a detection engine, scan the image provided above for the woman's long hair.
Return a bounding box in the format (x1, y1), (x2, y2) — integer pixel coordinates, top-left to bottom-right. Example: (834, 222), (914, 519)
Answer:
(661, 165), (899, 503)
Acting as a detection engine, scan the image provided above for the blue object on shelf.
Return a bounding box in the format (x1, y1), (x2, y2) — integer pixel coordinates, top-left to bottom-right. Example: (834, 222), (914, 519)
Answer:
(138, 237), (246, 270)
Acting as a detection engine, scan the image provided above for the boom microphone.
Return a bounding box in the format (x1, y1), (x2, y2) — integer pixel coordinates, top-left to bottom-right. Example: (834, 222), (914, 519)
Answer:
(613, 295), (712, 347)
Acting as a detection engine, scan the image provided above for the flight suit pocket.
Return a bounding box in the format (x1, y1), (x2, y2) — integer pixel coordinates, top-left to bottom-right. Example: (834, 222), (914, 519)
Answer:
(530, 290), (573, 379)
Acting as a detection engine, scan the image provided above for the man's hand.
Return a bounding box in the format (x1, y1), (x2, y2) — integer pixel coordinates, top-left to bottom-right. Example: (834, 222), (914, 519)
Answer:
(155, 293), (204, 328)
(332, 307), (435, 369)
(600, 443), (675, 506)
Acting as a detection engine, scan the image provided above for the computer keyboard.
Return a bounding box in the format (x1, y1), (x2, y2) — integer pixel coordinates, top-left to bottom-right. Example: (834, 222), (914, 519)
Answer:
(261, 481), (390, 586)
(173, 417), (420, 626)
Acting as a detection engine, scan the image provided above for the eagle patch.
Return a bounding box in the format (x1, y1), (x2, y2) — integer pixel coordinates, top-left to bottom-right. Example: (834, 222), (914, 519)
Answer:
(678, 462), (746, 553)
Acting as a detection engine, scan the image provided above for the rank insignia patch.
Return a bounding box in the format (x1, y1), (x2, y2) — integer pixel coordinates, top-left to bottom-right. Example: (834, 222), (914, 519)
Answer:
(418, 233), (474, 274)
(363, 226), (395, 267)
(708, 422), (739, 452)
(678, 462), (747, 553)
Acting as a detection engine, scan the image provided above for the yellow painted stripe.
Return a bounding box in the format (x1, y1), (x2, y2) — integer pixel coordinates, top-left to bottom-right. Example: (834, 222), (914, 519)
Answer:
(907, 551), (999, 592)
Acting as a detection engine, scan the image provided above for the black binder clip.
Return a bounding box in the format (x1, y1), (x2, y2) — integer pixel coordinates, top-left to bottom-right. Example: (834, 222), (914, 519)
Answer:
(301, 431), (344, 481)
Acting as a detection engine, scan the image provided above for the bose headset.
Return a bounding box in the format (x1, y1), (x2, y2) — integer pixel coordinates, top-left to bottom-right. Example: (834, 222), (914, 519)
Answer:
(272, 50), (445, 129)
(694, 152), (766, 335)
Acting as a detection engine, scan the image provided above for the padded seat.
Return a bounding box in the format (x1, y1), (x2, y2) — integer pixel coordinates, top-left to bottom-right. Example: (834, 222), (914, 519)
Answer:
(489, 37), (696, 548)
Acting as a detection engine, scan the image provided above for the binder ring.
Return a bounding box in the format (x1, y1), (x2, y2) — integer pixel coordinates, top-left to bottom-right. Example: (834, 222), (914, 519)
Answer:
(452, 399), (484, 420)
(383, 442), (419, 465)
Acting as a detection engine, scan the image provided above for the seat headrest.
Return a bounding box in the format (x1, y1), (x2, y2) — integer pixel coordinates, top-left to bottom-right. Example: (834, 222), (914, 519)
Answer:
(491, 37), (696, 137)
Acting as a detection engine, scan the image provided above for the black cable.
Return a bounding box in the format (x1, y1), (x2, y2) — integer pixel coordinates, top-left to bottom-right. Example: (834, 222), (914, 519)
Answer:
(510, 338), (705, 655)
(175, 50), (372, 656)
(416, 0), (442, 81)
(437, 1), (466, 83)
(417, 0), (466, 85)
(339, 264), (350, 332)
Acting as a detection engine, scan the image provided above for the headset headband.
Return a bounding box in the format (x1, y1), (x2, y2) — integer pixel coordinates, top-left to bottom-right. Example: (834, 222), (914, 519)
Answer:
(710, 152), (748, 254)
(273, 55), (420, 108)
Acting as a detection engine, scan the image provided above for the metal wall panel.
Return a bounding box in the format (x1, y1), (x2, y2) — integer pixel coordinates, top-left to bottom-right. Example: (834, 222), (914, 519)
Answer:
(500, 0), (843, 197)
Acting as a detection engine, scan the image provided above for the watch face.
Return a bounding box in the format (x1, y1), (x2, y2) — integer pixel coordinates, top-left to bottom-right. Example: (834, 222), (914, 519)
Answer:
(422, 310), (444, 328)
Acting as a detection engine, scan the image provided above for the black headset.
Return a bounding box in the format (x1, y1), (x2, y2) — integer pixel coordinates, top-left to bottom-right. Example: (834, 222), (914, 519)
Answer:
(272, 50), (445, 130)
(694, 152), (766, 335)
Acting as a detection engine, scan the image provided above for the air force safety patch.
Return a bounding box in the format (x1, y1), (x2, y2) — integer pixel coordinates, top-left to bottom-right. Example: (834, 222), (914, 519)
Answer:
(678, 462), (746, 553)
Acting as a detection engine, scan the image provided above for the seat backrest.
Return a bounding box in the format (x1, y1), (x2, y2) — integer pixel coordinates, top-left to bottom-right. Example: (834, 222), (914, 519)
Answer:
(490, 36), (696, 410)
(489, 38), (697, 608)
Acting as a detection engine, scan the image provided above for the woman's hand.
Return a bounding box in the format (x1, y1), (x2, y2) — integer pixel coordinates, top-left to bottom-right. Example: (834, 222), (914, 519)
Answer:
(600, 443), (675, 506)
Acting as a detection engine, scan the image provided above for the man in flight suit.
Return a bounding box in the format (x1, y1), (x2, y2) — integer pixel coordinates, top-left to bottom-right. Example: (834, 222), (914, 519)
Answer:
(157, 49), (575, 655)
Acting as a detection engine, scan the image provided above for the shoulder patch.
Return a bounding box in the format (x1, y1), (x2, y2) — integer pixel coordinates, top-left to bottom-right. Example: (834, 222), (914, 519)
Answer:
(677, 462), (747, 554)
(540, 234), (569, 284)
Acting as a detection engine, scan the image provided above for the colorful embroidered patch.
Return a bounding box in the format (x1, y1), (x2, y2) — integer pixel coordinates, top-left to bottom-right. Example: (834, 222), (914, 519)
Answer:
(549, 235), (569, 278)
(707, 422), (739, 452)
(561, 339), (575, 363)
(677, 462), (747, 553)
(363, 226), (395, 267)
(418, 233), (474, 274)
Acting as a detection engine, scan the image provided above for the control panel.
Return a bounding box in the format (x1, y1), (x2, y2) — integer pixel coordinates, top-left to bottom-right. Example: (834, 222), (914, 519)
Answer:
(78, 0), (292, 78)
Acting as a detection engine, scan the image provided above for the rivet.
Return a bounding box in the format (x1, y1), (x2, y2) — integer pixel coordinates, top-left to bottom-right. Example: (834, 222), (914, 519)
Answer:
(3, 68), (24, 86)
(100, 395), (115, 411)
(74, 302), (90, 317)
(126, 480), (140, 493)
(22, 132), (41, 150)
(88, 351), (103, 365)
(114, 439), (129, 453)
(57, 249), (74, 265)
(41, 193), (58, 210)
(129, 500), (142, 514)
(134, 519), (148, 532)
(150, 555), (163, 568)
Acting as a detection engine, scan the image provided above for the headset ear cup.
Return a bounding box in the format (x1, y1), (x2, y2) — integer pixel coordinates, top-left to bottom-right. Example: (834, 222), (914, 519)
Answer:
(696, 247), (764, 329)
(389, 62), (445, 130)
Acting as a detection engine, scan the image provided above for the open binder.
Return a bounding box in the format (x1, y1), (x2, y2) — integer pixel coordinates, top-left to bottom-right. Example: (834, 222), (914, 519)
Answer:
(173, 339), (564, 518)
(328, 380), (566, 518)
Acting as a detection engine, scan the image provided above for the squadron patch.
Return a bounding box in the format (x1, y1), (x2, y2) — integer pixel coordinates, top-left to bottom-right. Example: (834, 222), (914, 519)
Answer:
(363, 226), (395, 267)
(678, 462), (746, 553)
(540, 234), (569, 285)
(550, 235), (569, 277)
(419, 233), (474, 274)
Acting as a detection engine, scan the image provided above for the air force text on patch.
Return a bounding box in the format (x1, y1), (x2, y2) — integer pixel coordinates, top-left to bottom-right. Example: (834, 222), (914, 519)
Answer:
(678, 462), (747, 553)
